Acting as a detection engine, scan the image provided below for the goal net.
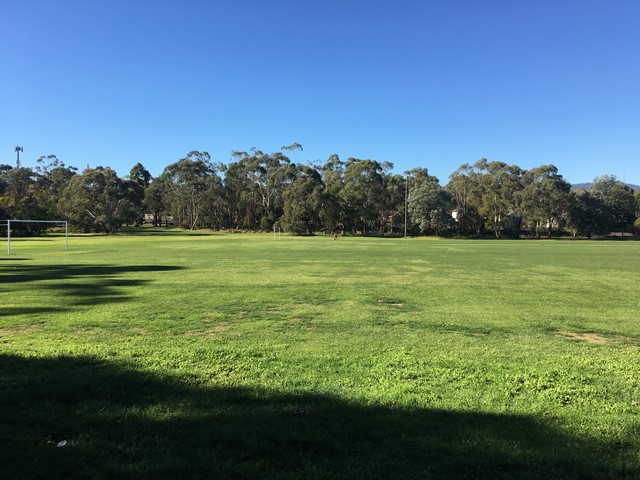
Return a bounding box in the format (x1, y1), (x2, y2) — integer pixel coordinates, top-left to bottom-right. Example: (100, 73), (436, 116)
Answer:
(1, 219), (68, 256)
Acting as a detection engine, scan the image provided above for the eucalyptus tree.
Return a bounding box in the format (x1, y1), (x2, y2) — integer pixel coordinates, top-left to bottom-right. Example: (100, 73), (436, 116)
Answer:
(58, 167), (137, 233)
(566, 189), (607, 239)
(590, 175), (636, 235)
(129, 162), (152, 189)
(32, 155), (78, 219)
(446, 160), (524, 237)
(385, 172), (406, 235)
(201, 162), (227, 230)
(0, 166), (52, 234)
(223, 155), (260, 230)
(407, 170), (452, 236)
(160, 151), (223, 230)
(124, 163), (152, 226)
(281, 142), (303, 160)
(446, 163), (484, 236)
(0, 168), (7, 220)
(0, 160), (66, 234)
(320, 154), (345, 234)
(144, 179), (167, 227)
(368, 160), (403, 235)
(281, 164), (325, 234)
(634, 190), (640, 237)
(340, 158), (387, 234)
(520, 165), (571, 238)
(35, 155), (77, 193)
(229, 148), (296, 230)
(1, 166), (39, 203)
(467, 159), (524, 238)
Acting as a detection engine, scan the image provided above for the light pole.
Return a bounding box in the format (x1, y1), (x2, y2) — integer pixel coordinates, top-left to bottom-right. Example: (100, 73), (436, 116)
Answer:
(404, 175), (408, 238)
(14, 146), (23, 168)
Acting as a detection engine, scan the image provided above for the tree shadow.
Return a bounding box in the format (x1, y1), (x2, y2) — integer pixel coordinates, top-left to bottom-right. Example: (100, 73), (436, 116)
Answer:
(0, 264), (183, 284)
(41, 279), (150, 306)
(0, 265), (183, 314)
(119, 227), (216, 237)
(0, 306), (67, 317)
(1, 354), (633, 479)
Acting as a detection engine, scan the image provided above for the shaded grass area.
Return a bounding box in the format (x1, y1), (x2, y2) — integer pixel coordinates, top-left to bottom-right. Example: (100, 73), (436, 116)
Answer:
(1, 233), (640, 478)
(1, 354), (630, 480)
(0, 264), (183, 313)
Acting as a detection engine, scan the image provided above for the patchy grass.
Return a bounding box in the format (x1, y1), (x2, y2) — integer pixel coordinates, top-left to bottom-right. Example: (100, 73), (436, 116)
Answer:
(556, 330), (609, 345)
(1, 231), (640, 479)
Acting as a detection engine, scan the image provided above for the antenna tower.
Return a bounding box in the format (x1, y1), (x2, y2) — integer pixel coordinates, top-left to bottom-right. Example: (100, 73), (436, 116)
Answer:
(14, 146), (23, 168)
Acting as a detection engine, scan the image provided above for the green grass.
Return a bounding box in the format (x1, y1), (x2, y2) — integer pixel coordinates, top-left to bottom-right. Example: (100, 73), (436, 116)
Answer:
(2, 230), (640, 479)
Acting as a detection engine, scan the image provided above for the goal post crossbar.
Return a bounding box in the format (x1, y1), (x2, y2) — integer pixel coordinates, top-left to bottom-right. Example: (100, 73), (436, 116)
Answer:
(2, 219), (68, 256)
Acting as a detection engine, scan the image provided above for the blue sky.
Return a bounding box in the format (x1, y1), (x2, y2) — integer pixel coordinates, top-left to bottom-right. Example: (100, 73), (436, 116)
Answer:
(1, 0), (639, 184)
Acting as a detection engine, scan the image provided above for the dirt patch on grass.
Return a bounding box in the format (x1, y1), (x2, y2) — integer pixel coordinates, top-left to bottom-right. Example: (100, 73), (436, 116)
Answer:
(557, 330), (608, 345)
(378, 300), (405, 308)
(184, 324), (234, 337)
(0, 325), (40, 336)
(468, 331), (488, 337)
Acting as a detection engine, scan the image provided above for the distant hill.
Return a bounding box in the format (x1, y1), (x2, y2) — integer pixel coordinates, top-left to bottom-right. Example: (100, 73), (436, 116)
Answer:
(571, 182), (640, 191)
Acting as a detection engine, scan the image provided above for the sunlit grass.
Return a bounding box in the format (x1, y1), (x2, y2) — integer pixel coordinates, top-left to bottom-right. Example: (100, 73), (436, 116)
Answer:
(2, 231), (640, 478)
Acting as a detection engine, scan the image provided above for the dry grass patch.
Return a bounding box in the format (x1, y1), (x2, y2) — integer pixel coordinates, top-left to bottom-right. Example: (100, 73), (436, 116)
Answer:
(556, 330), (608, 345)
(0, 325), (41, 336)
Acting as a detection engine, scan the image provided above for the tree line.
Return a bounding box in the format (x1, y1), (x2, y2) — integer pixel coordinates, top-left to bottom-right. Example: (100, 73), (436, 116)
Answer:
(1, 146), (639, 238)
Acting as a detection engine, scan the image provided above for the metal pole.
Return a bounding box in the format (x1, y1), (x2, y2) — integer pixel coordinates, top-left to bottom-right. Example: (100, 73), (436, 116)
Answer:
(65, 221), (68, 251)
(7, 220), (10, 256)
(404, 176), (408, 238)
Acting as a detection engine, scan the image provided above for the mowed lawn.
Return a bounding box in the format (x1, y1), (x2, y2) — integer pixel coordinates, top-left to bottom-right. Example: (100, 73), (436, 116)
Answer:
(1, 231), (640, 479)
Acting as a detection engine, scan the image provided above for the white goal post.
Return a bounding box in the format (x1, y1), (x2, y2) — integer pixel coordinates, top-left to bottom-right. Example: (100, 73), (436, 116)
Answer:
(2, 219), (68, 256)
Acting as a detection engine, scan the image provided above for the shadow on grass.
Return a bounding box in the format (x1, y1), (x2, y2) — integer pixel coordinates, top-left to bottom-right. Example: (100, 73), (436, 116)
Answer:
(1, 354), (633, 480)
(0, 264), (182, 284)
(119, 227), (216, 237)
(0, 264), (183, 312)
(0, 306), (67, 317)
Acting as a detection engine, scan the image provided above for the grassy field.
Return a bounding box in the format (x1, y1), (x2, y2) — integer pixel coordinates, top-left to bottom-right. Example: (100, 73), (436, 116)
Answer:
(2, 230), (640, 479)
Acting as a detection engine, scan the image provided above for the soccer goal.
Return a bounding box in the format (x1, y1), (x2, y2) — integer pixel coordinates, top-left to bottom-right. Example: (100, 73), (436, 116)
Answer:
(2, 219), (68, 256)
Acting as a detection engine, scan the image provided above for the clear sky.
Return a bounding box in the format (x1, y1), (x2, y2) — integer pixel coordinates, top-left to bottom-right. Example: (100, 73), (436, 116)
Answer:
(1, 0), (639, 184)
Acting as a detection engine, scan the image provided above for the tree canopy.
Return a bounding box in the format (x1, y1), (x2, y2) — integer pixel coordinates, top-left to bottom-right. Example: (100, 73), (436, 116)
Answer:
(1, 147), (638, 238)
